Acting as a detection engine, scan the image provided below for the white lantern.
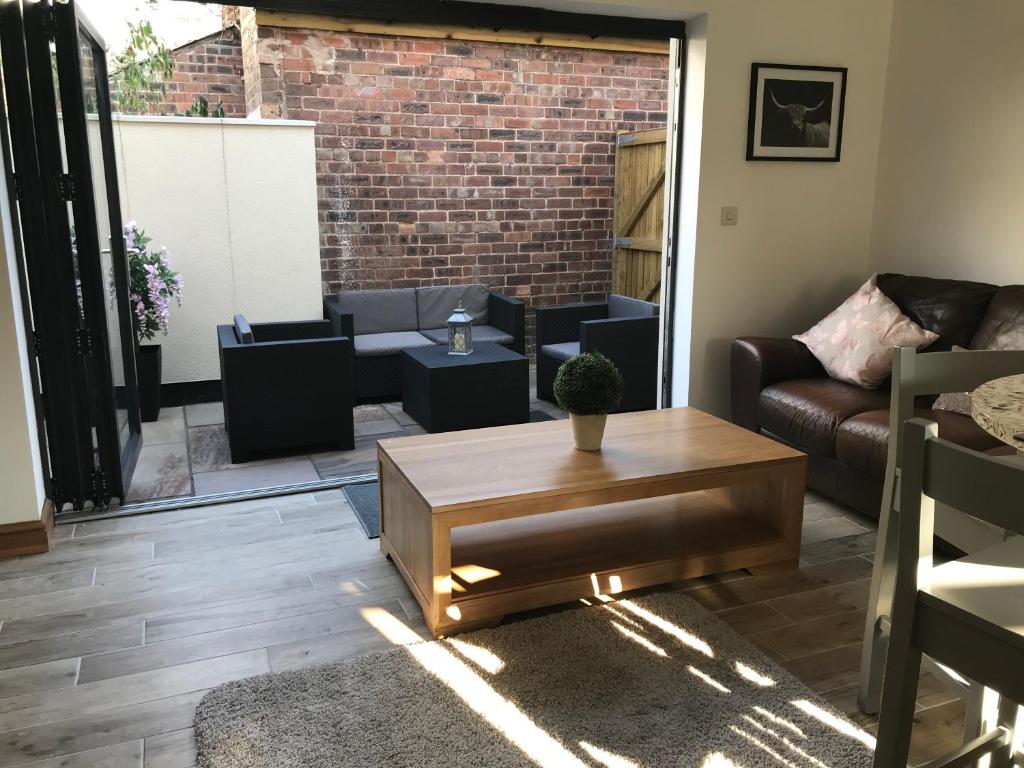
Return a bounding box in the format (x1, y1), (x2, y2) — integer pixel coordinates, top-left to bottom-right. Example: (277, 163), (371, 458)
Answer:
(447, 303), (473, 355)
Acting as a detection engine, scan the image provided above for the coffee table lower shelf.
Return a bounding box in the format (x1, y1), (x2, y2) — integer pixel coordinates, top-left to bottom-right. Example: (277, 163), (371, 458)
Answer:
(380, 470), (803, 638)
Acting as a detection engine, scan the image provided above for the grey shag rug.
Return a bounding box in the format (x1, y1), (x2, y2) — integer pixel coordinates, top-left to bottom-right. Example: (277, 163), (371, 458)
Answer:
(195, 591), (874, 767)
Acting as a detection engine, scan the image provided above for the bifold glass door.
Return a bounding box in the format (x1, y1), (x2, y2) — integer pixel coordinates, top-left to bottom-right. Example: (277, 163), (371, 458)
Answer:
(0, 0), (141, 510)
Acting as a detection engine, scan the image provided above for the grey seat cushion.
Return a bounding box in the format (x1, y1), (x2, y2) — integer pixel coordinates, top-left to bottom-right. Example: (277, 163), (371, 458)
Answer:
(337, 288), (418, 335)
(608, 294), (660, 319)
(353, 331), (435, 357)
(416, 284), (489, 330)
(420, 325), (514, 347)
(540, 342), (580, 362)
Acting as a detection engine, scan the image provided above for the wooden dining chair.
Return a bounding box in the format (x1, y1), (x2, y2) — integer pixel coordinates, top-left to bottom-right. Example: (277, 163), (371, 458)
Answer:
(873, 418), (1024, 768)
(860, 346), (1024, 716)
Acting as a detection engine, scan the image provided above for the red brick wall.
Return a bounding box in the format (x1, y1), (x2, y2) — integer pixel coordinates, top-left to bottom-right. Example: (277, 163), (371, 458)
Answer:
(145, 27), (246, 117)
(251, 27), (669, 347)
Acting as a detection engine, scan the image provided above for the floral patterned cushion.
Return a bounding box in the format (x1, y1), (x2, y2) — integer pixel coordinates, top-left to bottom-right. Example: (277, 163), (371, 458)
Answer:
(794, 275), (939, 388)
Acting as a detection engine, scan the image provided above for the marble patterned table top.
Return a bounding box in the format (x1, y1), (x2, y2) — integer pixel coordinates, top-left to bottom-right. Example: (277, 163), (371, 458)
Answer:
(972, 373), (1024, 449)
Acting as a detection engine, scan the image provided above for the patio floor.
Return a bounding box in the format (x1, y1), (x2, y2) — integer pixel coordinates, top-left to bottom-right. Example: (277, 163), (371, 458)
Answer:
(125, 377), (568, 504)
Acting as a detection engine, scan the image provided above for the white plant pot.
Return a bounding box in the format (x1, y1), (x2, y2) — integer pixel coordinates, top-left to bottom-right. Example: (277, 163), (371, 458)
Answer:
(570, 413), (608, 452)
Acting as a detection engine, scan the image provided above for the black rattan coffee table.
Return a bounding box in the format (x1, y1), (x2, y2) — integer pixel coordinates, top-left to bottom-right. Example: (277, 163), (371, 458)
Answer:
(401, 342), (529, 433)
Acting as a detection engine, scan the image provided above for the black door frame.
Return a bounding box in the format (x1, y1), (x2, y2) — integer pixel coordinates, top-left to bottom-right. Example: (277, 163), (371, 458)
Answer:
(1, 1), (95, 509)
(51, 0), (142, 499)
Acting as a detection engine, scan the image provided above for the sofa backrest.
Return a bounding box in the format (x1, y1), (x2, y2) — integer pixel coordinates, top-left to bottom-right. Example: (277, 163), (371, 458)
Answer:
(416, 284), (489, 329)
(608, 294), (659, 319)
(971, 285), (1024, 351)
(336, 288), (418, 335)
(876, 273), (998, 352)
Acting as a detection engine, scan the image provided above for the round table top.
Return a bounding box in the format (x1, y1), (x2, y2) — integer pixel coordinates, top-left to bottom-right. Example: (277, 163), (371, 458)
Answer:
(972, 373), (1024, 449)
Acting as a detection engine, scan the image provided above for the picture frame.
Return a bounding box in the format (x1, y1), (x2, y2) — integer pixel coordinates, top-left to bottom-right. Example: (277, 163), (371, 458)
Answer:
(746, 63), (848, 162)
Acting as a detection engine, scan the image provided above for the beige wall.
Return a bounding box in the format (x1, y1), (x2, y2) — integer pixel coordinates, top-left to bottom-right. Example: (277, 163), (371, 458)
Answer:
(870, 0), (1024, 286)
(110, 115), (323, 383)
(0, 154), (46, 525)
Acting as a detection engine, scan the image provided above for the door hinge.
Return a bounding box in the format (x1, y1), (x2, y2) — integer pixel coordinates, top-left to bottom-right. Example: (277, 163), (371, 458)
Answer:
(40, 6), (58, 41)
(616, 133), (637, 146)
(49, 476), (61, 508)
(12, 173), (22, 200)
(56, 173), (77, 202)
(613, 236), (634, 248)
(91, 467), (109, 504)
(74, 327), (94, 355)
(33, 330), (42, 356)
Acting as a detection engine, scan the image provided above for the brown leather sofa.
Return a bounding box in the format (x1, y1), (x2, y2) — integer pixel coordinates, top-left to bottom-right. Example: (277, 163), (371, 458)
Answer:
(731, 274), (1024, 519)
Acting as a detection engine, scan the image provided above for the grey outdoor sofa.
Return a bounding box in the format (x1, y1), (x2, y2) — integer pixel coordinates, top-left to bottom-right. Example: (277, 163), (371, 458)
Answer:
(323, 284), (525, 402)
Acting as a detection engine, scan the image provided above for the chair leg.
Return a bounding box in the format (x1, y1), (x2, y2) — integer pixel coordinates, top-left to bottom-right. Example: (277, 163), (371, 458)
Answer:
(860, 470), (901, 714)
(873, 640), (922, 768)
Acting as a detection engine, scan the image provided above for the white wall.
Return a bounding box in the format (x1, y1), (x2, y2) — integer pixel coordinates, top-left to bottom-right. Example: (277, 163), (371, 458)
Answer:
(109, 116), (323, 383)
(0, 154), (46, 525)
(870, 0), (1024, 286)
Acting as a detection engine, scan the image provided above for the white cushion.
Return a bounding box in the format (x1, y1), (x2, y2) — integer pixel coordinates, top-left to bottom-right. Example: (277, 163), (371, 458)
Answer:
(794, 274), (938, 388)
(353, 331), (434, 357)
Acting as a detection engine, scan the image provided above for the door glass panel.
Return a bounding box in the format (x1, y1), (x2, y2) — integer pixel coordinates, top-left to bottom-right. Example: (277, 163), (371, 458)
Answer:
(80, 39), (132, 456)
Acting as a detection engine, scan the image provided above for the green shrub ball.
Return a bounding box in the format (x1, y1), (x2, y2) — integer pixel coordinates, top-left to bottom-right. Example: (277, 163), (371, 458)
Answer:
(553, 352), (624, 415)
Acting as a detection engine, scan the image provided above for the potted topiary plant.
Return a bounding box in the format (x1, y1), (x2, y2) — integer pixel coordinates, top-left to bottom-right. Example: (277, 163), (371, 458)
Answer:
(553, 351), (624, 451)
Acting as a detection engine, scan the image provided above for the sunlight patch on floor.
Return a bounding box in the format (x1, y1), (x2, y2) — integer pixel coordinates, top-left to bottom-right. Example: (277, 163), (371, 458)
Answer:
(730, 725), (801, 768)
(735, 661), (776, 687)
(688, 665), (731, 693)
(752, 706), (806, 739)
(361, 607), (589, 768)
(701, 753), (742, 768)
(617, 599), (714, 658)
(611, 621), (669, 657)
(741, 715), (829, 768)
(792, 699), (876, 750)
(579, 740), (640, 768)
(448, 638), (505, 674)
(601, 603), (645, 630)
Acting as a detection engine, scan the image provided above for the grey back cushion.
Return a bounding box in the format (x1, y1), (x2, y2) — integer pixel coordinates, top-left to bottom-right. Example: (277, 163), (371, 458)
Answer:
(233, 314), (255, 344)
(337, 288), (418, 335)
(416, 284), (489, 329)
(608, 294), (659, 319)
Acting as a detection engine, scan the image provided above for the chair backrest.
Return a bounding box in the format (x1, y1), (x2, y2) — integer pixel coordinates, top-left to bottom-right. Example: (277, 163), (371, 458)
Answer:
(900, 418), (1024, 546)
(608, 294), (659, 319)
(884, 346), (1024, 487)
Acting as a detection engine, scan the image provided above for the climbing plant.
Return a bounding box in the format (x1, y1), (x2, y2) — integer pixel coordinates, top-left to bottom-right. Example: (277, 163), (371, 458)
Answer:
(112, 20), (174, 114)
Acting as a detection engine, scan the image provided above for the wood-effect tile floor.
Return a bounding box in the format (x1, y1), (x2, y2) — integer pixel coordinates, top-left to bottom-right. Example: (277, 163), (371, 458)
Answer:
(0, 489), (962, 767)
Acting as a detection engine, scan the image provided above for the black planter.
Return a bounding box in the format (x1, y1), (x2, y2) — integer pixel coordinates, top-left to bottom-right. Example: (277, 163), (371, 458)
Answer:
(138, 344), (162, 423)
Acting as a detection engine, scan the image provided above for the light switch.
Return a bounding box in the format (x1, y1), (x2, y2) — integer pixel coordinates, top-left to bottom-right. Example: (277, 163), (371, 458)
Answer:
(721, 206), (738, 226)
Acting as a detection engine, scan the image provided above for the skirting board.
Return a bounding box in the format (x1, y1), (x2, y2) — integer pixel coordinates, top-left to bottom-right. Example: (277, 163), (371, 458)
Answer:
(0, 499), (54, 557)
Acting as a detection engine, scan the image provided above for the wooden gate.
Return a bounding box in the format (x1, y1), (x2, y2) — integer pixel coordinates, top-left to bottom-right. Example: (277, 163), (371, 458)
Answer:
(612, 128), (666, 303)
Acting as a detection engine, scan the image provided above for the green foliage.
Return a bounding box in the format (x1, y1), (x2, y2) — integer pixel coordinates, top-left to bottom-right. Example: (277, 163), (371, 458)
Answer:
(185, 95), (226, 118)
(553, 352), (624, 415)
(113, 20), (174, 114)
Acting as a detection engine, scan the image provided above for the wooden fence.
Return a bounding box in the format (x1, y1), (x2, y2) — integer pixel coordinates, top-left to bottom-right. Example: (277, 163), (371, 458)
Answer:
(612, 128), (666, 303)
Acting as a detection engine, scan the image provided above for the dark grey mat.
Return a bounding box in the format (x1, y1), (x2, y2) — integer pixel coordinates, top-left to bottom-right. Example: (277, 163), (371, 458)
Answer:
(195, 591), (875, 768)
(342, 482), (379, 539)
(529, 409), (556, 422)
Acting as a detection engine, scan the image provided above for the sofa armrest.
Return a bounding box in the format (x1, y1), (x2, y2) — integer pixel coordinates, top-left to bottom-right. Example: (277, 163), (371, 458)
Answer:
(323, 296), (355, 340)
(581, 316), (660, 411)
(730, 337), (825, 431)
(488, 292), (526, 354)
(535, 302), (608, 347)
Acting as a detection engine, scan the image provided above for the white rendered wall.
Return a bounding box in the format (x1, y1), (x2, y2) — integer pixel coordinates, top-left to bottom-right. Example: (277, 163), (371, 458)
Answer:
(105, 116), (323, 384)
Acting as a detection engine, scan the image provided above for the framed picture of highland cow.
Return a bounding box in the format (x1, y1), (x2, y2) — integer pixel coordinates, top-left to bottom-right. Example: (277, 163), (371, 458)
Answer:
(746, 63), (847, 161)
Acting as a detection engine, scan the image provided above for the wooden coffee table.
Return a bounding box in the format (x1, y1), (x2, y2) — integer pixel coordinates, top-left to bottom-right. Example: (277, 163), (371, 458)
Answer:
(377, 407), (806, 638)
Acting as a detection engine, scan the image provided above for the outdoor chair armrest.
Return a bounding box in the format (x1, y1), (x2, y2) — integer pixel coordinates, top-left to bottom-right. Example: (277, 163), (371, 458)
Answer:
(323, 296), (355, 339)
(535, 302), (608, 347)
(488, 292), (526, 354)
